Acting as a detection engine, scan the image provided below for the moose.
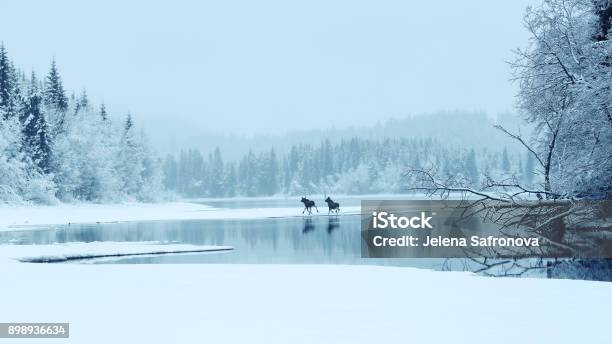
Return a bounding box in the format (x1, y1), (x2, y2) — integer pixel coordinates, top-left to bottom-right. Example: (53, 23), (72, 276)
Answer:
(300, 197), (319, 215)
(324, 196), (340, 215)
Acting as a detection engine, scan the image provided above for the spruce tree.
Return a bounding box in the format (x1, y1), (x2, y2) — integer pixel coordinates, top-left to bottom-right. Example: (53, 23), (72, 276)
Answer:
(78, 89), (89, 110)
(465, 148), (479, 186)
(0, 44), (19, 120)
(71, 90), (89, 116)
(119, 113), (142, 195)
(501, 148), (511, 173)
(125, 113), (133, 132)
(209, 147), (224, 196)
(20, 72), (51, 172)
(224, 162), (237, 197)
(266, 148), (279, 195)
(99, 103), (108, 121)
(43, 59), (68, 112)
(320, 139), (333, 178)
(43, 59), (68, 138)
(162, 154), (178, 190)
(0, 43), (9, 114)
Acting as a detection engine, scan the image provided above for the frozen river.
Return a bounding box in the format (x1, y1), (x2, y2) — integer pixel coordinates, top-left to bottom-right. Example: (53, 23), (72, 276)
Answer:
(0, 197), (444, 268)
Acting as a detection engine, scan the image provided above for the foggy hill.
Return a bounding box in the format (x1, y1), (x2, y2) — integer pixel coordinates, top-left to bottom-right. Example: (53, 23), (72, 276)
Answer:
(145, 111), (528, 159)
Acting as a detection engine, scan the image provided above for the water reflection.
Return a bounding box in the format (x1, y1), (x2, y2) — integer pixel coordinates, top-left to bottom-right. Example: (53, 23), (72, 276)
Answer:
(327, 217), (339, 233)
(302, 218), (315, 233)
(0, 214), (440, 269)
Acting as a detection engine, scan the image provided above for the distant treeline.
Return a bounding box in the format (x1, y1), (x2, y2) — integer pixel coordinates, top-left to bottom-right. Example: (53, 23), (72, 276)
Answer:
(163, 138), (534, 197)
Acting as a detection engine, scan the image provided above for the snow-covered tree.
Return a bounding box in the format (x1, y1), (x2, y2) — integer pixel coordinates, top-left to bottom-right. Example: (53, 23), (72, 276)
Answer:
(208, 147), (224, 196)
(43, 59), (68, 138)
(500, 148), (511, 173)
(162, 154), (178, 191)
(43, 59), (68, 112)
(116, 114), (163, 201)
(0, 44), (19, 120)
(0, 115), (56, 203)
(163, 136), (520, 197)
(465, 148), (479, 185)
(510, 0), (612, 198)
(19, 72), (51, 173)
(0, 45), (164, 204)
(262, 148), (279, 195)
(118, 114), (143, 195)
(99, 103), (108, 121)
(224, 162), (237, 197)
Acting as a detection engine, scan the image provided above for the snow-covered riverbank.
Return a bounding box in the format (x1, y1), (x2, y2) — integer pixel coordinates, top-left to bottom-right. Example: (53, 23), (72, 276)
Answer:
(2, 198), (609, 344)
(0, 241), (232, 263)
(1, 263), (609, 344)
(0, 202), (361, 231)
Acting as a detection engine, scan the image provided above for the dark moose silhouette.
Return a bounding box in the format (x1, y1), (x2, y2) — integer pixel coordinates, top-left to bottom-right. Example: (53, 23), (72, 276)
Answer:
(300, 197), (319, 215)
(324, 197), (340, 215)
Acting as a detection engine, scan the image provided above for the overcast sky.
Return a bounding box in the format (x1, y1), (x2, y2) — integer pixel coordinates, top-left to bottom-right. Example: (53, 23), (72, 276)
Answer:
(0, 0), (538, 136)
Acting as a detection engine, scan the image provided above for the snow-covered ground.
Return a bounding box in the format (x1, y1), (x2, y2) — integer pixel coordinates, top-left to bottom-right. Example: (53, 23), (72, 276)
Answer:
(0, 241), (232, 263)
(1, 199), (609, 343)
(0, 263), (609, 344)
(0, 202), (361, 231)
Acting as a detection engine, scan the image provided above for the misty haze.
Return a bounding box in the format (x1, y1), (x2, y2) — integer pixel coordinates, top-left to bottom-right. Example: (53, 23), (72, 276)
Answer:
(0, 1), (610, 343)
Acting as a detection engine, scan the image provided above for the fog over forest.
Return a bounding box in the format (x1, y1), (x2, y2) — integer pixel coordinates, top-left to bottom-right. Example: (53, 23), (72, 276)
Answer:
(0, 0), (537, 137)
(146, 111), (527, 158)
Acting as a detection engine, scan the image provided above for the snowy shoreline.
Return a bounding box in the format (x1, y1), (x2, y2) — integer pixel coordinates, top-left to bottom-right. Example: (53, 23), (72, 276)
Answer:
(1, 199), (610, 344)
(0, 241), (233, 264)
(0, 201), (361, 231)
(1, 263), (610, 343)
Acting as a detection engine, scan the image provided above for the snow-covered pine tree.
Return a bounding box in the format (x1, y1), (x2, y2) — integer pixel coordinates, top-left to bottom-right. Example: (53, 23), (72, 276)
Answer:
(43, 59), (68, 112)
(0, 46), (55, 203)
(0, 44), (19, 120)
(238, 151), (258, 196)
(465, 148), (479, 186)
(162, 154), (179, 191)
(71, 89), (89, 116)
(224, 162), (237, 197)
(266, 148), (279, 195)
(0, 47), (164, 203)
(43, 59), (69, 137)
(320, 139), (333, 178)
(208, 147), (224, 196)
(136, 133), (164, 201)
(118, 114), (143, 196)
(19, 72), (51, 173)
(99, 103), (108, 121)
(501, 148), (511, 173)
(78, 89), (89, 111)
